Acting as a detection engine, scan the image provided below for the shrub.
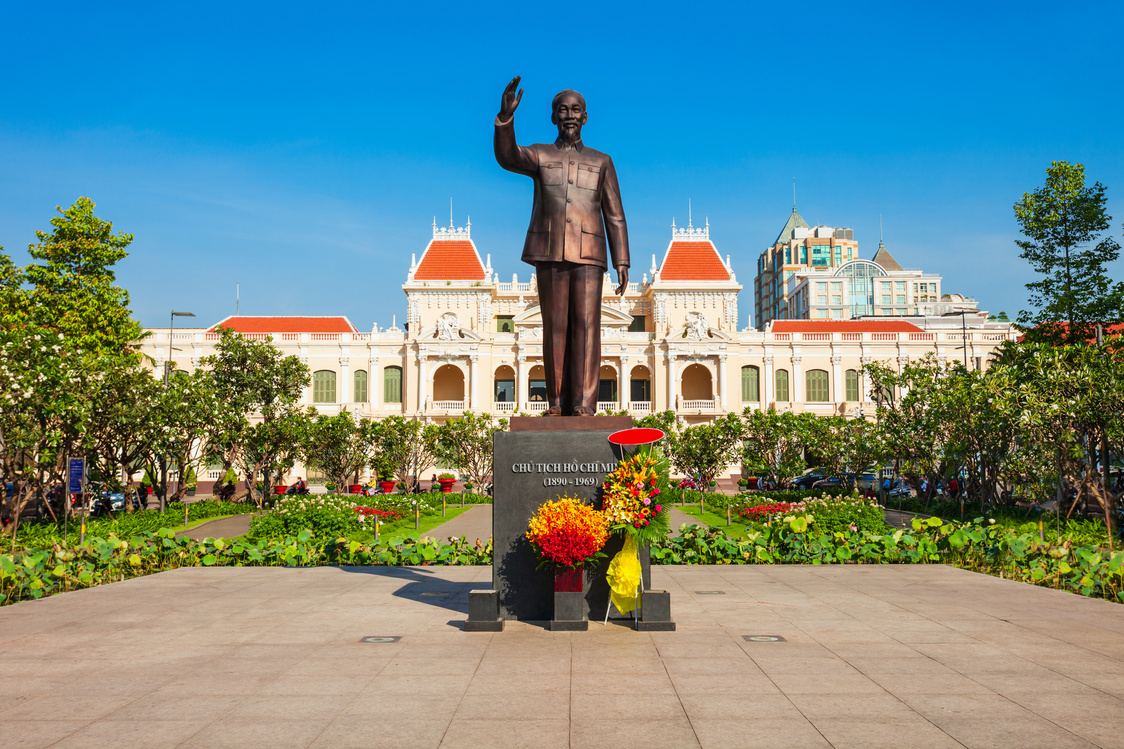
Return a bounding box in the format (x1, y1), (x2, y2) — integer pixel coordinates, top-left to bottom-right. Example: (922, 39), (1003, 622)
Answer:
(2, 501), (248, 552)
(0, 529), (493, 605)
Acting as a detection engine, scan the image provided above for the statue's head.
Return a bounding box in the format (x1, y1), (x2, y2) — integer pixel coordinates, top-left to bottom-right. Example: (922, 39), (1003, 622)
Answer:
(551, 89), (587, 142)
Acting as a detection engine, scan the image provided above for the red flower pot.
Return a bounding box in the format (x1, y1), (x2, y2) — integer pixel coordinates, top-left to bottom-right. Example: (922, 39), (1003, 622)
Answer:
(378, 480), (396, 494)
(554, 565), (583, 593)
(438, 479), (456, 493)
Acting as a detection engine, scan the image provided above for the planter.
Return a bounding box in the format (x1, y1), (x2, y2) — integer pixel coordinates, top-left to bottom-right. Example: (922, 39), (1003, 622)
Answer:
(551, 566), (587, 631)
(378, 480), (396, 494)
(438, 479), (456, 494)
(348, 484), (363, 494)
(553, 565), (583, 593)
(187, 489), (196, 497)
(274, 485), (288, 495)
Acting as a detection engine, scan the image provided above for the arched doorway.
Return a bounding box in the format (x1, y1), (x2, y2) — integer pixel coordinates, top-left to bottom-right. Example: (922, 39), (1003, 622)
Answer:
(598, 364), (618, 406)
(629, 364), (652, 412)
(432, 364), (464, 404)
(680, 364), (713, 402)
(528, 364), (547, 404)
(493, 365), (515, 405)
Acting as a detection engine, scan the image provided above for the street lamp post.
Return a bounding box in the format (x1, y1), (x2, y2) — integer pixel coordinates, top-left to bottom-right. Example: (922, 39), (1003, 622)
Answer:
(942, 310), (971, 369)
(161, 310), (195, 511)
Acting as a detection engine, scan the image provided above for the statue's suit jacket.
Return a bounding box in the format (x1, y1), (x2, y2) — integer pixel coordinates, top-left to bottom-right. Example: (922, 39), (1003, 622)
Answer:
(495, 115), (629, 271)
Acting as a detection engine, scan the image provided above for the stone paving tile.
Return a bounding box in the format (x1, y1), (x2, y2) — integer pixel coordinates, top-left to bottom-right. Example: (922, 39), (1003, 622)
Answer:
(50, 718), (206, 749)
(0, 720), (91, 749)
(571, 716), (701, 749)
(310, 714), (450, 749)
(691, 717), (831, 749)
(442, 718), (570, 749)
(809, 717), (963, 749)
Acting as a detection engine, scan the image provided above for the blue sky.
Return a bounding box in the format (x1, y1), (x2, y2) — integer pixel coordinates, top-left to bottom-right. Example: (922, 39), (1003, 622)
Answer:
(2, 1), (1122, 330)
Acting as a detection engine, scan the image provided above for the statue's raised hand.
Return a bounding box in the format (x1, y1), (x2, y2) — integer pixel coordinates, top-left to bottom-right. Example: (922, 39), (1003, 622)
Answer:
(499, 75), (523, 120)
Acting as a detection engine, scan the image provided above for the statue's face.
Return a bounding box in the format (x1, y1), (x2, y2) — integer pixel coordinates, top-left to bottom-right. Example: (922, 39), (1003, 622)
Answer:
(551, 92), (587, 141)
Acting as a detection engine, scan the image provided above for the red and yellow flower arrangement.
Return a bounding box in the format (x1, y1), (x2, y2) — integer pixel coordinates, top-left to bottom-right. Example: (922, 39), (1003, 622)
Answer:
(526, 496), (610, 569)
(601, 452), (670, 544)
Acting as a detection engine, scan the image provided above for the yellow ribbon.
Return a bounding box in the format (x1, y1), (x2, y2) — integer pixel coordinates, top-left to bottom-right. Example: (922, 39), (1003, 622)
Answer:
(606, 535), (642, 614)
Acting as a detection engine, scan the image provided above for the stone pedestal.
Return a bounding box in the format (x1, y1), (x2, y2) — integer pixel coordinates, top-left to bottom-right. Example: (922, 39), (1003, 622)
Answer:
(464, 416), (672, 631)
(464, 590), (503, 632)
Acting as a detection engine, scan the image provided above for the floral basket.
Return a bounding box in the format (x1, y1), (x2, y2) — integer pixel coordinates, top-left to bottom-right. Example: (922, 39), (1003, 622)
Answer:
(601, 450), (670, 545)
(601, 447), (671, 614)
(526, 496), (610, 591)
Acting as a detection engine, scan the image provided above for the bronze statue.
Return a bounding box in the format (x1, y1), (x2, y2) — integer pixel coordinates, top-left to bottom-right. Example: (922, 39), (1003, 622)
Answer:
(494, 75), (630, 416)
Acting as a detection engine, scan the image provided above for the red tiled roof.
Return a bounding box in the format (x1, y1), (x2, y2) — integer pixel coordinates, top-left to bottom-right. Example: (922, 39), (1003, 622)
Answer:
(659, 241), (730, 281)
(414, 240), (486, 281)
(210, 316), (357, 334)
(771, 320), (924, 334)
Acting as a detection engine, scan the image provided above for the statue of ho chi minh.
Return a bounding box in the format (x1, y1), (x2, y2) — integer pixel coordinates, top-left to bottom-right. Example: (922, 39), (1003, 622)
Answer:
(494, 75), (630, 416)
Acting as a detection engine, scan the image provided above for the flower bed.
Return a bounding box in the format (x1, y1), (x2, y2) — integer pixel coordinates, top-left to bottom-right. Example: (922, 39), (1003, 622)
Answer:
(734, 493), (887, 534)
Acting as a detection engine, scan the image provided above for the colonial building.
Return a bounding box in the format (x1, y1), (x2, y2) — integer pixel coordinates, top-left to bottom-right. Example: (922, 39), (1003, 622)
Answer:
(142, 218), (1017, 437)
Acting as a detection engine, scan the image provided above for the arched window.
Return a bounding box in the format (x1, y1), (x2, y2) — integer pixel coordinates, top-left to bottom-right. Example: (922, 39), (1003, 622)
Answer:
(845, 369), (859, 402)
(806, 369), (830, 402)
(312, 370), (336, 404)
(353, 370), (368, 403)
(775, 369), (789, 402)
(741, 365), (759, 402)
(383, 366), (403, 403)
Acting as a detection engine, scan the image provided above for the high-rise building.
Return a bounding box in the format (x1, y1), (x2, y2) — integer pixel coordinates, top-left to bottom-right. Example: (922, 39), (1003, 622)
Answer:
(754, 208), (978, 328)
(754, 207), (858, 327)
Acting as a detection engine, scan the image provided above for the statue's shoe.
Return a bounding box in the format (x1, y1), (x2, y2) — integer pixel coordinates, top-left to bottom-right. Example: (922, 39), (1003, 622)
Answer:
(573, 406), (596, 416)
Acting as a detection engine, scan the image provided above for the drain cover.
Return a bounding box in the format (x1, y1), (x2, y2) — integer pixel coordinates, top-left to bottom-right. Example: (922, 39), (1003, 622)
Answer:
(695, 591), (726, 595)
(743, 635), (786, 642)
(360, 636), (402, 644)
(419, 591), (451, 597)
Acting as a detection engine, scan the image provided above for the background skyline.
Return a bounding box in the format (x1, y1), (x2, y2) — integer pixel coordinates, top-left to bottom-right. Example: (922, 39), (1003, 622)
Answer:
(2, 1), (1122, 331)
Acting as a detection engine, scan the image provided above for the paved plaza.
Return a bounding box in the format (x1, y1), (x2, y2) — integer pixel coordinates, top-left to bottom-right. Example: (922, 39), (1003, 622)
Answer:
(1, 564), (1123, 748)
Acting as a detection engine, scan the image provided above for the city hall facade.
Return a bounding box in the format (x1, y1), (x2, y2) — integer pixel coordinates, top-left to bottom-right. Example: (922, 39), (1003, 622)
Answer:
(141, 215), (1017, 433)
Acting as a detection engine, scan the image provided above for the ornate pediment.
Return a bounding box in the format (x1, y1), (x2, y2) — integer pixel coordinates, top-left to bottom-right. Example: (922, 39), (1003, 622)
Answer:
(512, 305), (634, 327)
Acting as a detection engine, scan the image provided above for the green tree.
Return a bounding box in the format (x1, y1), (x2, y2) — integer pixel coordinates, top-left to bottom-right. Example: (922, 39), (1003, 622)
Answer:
(1014, 161), (1123, 344)
(668, 413), (742, 487)
(24, 197), (143, 356)
(432, 412), (507, 487)
(738, 409), (809, 487)
(376, 416), (439, 492)
(302, 410), (378, 491)
(86, 358), (162, 508)
(200, 328), (310, 502)
(1, 200), (143, 534)
(151, 367), (225, 504)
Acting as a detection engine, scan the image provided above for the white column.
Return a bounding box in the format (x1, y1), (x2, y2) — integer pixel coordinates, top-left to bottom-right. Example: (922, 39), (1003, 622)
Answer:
(792, 356), (803, 405)
(618, 358), (628, 408)
(339, 357), (350, 408)
(860, 356), (871, 405)
(717, 354), (728, 411)
(516, 356), (527, 411)
(417, 354), (428, 413)
(469, 355), (479, 411)
(369, 357), (380, 412)
(831, 354), (842, 406)
(667, 355), (679, 410)
(300, 356), (310, 404)
(763, 355), (774, 406)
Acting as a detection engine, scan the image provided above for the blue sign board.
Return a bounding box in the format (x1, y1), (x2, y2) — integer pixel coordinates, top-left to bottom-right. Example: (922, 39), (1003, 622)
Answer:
(68, 458), (84, 494)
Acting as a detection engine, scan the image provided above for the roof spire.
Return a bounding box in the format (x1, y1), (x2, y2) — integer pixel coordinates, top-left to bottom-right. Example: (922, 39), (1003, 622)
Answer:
(793, 177), (797, 211)
(879, 214), (884, 248)
(449, 198), (454, 229)
(688, 199), (692, 229)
